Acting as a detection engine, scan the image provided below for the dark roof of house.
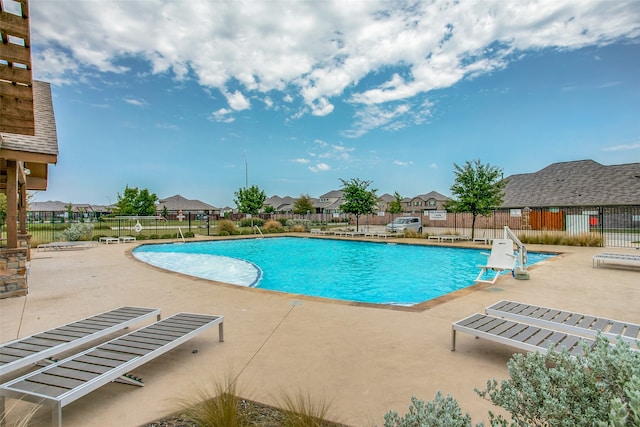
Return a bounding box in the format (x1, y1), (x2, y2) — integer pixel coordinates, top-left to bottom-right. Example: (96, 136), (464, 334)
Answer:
(414, 191), (449, 201)
(502, 160), (640, 207)
(28, 201), (112, 212)
(157, 194), (217, 211)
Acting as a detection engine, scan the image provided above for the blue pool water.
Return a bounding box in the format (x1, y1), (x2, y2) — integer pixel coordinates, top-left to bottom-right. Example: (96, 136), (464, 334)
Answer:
(133, 237), (554, 306)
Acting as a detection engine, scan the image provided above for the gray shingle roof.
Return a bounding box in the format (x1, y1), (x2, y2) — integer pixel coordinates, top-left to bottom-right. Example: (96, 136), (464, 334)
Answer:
(0, 81), (58, 157)
(502, 160), (640, 207)
(157, 194), (217, 211)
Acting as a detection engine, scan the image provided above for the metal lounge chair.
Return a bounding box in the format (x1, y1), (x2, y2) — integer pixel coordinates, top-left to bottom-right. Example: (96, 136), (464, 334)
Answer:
(0, 307), (161, 378)
(451, 312), (596, 356)
(592, 252), (640, 269)
(486, 300), (640, 348)
(474, 238), (517, 284)
(36, 241), (97, 251)
(0, 312), (223, 427)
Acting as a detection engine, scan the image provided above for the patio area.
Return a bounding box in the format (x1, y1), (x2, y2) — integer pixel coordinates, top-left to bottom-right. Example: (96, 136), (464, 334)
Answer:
(1, 235), (638, 426)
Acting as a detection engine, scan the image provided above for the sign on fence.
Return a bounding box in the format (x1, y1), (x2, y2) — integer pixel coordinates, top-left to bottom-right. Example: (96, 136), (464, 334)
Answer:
(429, 210), (447, 220)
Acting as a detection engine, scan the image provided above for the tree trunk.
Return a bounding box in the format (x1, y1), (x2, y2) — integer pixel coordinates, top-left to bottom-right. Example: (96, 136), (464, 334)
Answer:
(471, 214), (477, 240)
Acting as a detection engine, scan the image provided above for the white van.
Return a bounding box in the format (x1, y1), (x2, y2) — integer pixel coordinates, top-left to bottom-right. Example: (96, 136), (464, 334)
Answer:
(386, 216), (422, 233)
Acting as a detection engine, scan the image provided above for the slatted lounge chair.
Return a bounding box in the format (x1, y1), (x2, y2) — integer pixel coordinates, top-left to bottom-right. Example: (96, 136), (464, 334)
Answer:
(451, 313), (595, 357)
(36, 241), (96, 251)
(0, 312), (223, 427)
(486, 300), (640, 348)
(98, 237), (119, 244)
(0, 307), (161, 378)
(474, 238), (517, 284)
(592, 252), (640, 269)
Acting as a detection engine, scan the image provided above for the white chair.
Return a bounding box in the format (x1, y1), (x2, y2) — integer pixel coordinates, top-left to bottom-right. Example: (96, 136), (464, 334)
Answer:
(475, 238), (517, 284)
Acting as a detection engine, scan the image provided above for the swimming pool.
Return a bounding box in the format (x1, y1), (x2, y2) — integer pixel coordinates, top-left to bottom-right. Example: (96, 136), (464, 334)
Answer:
(133, 237), (554, 306)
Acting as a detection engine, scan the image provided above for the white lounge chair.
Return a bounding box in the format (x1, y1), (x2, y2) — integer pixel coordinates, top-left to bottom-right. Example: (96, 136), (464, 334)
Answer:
(0, 307), (161, 377)
(451, 313), (596, 357)
(37, 241), (96, 251)
(474, 238), (517, 284)
(592, 253), (640, 269)
(486, 300), (640, 348)
(0, 312), (223, 427)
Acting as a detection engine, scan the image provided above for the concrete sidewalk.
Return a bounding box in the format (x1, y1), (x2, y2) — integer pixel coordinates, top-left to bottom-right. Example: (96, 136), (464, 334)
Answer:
(1, 236), (638, 426)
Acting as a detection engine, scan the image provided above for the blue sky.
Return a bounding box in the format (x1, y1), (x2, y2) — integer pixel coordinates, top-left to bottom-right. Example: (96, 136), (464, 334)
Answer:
(23, 0), (640, 208)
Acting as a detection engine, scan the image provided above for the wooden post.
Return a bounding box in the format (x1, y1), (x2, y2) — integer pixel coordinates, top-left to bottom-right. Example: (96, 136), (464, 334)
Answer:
(6, 161), (18, 248)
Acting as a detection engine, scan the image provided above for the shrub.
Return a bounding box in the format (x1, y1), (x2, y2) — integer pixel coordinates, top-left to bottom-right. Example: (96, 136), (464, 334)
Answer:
(148, 234), (159, 239)
(477, 336), (640, 426)
(382, 393), (477, 427)
(382, 335), (640, 426)
(518, 232), (603, 247)
(239, 218), (264, 227)
(161, 234), (174, 239)
(291, 225), (306, 232)
(219, 231), (230, 236)
(263, 220), (284, 232)
(403, 230), (424, 238)
(276, 390), (337, 427)
(57, 223), (94, 241)
(184, 231), (195, 238)
(174, 378), (250, 427)
(286, 219), (311, 230)
(217, 220), (237, 235)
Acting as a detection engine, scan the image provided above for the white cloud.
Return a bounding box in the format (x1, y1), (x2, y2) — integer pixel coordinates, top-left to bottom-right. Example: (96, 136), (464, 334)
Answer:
(603, 142), (640, 151)
(211, 108), (235, 123)
(394, 160), (413, 166)
(31, 0), (640, 134)
(224, 90), (251, 111)
(124, 97), (147, 107)
(309, 163), (331, 173)
(293, 158), (310, 164)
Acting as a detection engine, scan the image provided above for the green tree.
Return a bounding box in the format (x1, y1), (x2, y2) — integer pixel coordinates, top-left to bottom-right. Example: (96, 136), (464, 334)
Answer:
(263, 205), (275, 214)
(388, 191), (404, 219)
(115, 185), (158, 216)
(340, 178), (378, 231)
(293, 194), (315, 215)
(234, 185), (266, 216)
(445, 159), (505, 239)
(0, 193), (7, 231)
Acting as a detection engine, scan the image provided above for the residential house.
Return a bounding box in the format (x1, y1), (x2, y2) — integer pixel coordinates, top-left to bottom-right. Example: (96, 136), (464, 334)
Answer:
(404, 191), (450, 215)
(315, 190), (344, 215)
(264, 195), (296, 213)
(28, 201), (111, 222)
(502, 160), (640, 208)
(156, 194), (218, 218)
(376, 193), (396, 213)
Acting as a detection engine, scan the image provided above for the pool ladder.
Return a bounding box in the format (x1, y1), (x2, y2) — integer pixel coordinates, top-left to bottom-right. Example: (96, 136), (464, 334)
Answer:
(254, 225), (264, 238)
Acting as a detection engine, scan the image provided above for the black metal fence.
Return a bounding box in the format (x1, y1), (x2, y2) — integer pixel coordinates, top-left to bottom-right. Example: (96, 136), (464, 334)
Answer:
(418, 205), (640, 248)
(9, 205), (640, 248)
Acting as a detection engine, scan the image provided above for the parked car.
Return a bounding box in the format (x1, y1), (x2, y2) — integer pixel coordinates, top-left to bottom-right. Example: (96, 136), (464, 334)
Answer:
(386, 217), (422, 233)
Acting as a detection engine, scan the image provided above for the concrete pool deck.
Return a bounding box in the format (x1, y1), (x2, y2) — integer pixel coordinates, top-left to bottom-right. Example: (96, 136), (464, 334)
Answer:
(1, 234), (639, 426)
